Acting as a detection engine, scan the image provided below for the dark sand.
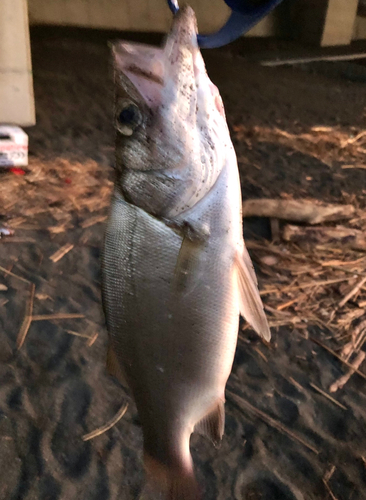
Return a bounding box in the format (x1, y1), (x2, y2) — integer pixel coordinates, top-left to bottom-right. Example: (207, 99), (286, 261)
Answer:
(1, 28), (366, 500)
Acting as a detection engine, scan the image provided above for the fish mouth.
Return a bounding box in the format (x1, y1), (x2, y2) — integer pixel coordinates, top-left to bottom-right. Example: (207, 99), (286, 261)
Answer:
(165, 6), (199, 58)
(112, 6), (200, 108)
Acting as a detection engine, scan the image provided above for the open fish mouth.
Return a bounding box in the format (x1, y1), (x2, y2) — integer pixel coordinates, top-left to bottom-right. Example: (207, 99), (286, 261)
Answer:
(112, 6), (223, 114)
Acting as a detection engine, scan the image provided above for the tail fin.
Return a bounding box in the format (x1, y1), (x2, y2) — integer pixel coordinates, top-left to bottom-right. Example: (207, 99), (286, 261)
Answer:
(167, 474), (201, 500)
(144, 453), (201, 500)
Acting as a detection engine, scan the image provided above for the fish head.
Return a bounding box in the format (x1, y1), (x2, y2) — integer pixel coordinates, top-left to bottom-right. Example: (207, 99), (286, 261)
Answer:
(112, 6), (233, 216)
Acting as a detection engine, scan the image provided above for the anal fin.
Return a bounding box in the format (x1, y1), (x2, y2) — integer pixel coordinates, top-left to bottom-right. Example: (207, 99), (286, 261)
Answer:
(194, 399), (225, 447)
(235, 250), (271, 342)
(106, 344), (129, 388)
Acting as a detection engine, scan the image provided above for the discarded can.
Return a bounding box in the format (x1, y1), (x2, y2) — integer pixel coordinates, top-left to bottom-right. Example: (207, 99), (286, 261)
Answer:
(0, 126), (28, 167)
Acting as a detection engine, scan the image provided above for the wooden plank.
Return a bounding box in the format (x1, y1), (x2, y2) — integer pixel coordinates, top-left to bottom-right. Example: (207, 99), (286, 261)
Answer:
(32, 0), (65, 25)
(27, 0), (229, 34)
(63, 0), (90, 27)
(125, 0), (151, 31)
(27, 0), (278, 37)
(145, 0), (172, 33)
(86, 0), (129, 30)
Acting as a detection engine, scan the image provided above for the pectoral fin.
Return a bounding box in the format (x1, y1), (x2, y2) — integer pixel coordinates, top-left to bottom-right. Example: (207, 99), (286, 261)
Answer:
(242, 243), (258, 285)
(174, 236), (203, 292)
(235, 250), (271, 341)
(172, 221), (209, 293)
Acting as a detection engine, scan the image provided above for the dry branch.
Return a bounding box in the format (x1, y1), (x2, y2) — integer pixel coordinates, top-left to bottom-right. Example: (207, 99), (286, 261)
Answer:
(261, 52), (366, 67)
(227, 389), (319, 454)
(310, 337), (366, 381)
(242, 199), (355, 224)
(339, 277), (366, 307)
(50, 243), (74, 263)
(16, 283), (35, 349)
(329, 351), (366, 393)
(31, 313), (85, 321)
(0, 265), (30, 284)
(80, 215), (107, 228)
(342, 320), (366, 359)
(82, 403), (128, 441)
(309, 383), (347, 410)
(283, 225), (366, 251)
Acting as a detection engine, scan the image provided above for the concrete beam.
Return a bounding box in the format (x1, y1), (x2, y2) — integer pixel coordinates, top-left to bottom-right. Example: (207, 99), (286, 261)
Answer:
(354, 16), (366, 41)
(0, 0), (35, 126)
(291, 0), (359, 47)
(321, 0), (358, 46)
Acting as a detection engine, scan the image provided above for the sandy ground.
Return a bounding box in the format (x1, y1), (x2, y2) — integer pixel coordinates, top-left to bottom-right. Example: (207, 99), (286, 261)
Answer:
(1, 27), (366, 500)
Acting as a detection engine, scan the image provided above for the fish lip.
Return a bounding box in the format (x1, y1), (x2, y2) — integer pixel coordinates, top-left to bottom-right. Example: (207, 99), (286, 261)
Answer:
(171, 5), (198, 33)
(166, 5), (199, 52)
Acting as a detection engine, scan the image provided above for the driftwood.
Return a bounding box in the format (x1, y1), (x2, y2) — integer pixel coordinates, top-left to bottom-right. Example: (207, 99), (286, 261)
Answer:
(242, 199), (355, 224)
(283, 225), (366, 251)
(261, 52), (366, 67)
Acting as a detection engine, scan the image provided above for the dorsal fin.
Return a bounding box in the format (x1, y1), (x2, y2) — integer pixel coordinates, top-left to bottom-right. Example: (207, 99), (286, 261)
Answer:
(235, 250), (271, 341)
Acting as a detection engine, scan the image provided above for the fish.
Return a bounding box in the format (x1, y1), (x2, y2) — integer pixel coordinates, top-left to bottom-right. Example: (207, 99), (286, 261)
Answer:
(102, 6), (270, 499)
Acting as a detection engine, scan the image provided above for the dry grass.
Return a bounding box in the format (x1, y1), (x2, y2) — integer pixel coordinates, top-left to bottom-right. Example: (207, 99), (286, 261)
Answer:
(234, 124), (366, 391)
(0, 156), (113, 229)
(234, 124), (366, 169)
(247, 237), (366, 350)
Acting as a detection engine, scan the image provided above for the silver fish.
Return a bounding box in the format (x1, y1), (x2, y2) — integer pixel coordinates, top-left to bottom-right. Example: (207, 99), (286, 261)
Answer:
(102, 6), (270, 499)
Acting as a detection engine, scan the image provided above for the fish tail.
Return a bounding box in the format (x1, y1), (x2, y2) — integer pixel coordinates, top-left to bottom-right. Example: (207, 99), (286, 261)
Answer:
(168, 473), (201, 500)
(144, 453), (201, 500)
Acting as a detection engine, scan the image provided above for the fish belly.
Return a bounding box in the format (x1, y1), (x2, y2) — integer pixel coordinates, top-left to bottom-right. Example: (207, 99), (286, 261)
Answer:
(102, 191), (239, 465)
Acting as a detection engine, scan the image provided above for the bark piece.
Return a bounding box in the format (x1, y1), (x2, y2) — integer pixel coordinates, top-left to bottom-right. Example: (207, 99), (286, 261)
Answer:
(283, 225), (366, 252)
(242, 199), (355, 224)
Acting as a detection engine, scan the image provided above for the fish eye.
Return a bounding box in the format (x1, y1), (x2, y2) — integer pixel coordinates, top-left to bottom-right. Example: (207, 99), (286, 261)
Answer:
(116, 100), (142, 136)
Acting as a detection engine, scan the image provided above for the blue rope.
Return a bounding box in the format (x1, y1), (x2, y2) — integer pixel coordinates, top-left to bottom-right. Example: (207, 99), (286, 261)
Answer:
(167, 0), (284, 48)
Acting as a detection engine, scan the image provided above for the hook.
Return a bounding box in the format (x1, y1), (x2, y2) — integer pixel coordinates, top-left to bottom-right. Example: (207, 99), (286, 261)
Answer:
(167, 0), (284, 49)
